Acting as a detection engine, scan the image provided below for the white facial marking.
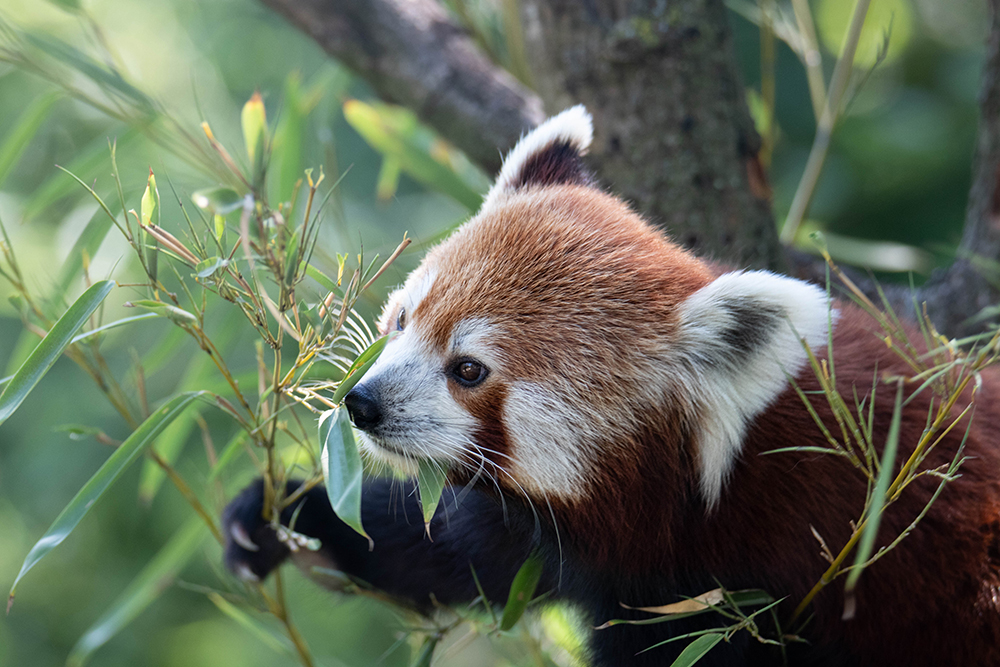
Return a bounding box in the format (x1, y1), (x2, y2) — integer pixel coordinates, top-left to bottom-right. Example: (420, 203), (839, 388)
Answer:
(482, 105), (593, 211)
(354, 326), (474, 472)
(674, 271), (834, 508)
(504, 382), (591, 500)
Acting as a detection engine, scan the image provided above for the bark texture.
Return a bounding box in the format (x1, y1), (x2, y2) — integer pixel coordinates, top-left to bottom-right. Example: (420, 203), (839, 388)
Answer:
(520, 0), (782, 269)
(259, 0), (545, 173)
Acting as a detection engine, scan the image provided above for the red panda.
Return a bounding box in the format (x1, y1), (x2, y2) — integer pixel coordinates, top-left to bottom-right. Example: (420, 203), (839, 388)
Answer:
(224, 107), (1000, 666)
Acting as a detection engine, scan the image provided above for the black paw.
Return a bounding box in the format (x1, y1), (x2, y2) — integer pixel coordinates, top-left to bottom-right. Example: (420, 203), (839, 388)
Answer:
(222, 479), (293, 582)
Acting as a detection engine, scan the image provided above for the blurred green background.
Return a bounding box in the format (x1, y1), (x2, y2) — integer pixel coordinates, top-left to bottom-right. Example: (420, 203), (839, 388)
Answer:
(0, 0), (989, 665)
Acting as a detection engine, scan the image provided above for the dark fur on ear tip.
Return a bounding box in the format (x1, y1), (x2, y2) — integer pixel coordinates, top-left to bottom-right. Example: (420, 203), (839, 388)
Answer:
(512, 140), (595, 191)
(483, 105), (594, 207)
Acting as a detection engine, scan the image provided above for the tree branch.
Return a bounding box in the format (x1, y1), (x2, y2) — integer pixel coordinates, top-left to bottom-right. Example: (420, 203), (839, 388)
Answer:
(259, 0), (545, 174)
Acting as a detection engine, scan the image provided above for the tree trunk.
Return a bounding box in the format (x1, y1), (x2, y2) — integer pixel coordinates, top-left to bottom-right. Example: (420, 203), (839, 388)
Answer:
(917, 0), (1000, 338)
(520, 0), (782, 270)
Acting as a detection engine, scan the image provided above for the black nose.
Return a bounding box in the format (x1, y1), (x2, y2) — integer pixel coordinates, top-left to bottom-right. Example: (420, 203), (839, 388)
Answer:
(343, 383), (383, 431)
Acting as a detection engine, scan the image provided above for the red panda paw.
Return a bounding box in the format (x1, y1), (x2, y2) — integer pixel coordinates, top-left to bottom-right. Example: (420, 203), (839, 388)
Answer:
(221, 479), (294, 582)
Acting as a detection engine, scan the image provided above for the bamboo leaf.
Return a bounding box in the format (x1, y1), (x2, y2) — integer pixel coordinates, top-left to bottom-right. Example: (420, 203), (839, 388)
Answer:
(8, 391), (206, 610)
(844, 378), (905, 610)
(499, 552), (544, 631)
(410, 635), (440, 667)
(376, 156), (402, 201)
(137, 407), (197, 503)
(305, 264), (338, 294)
(667, 633), (725, 667)
(140, 169), (157, 227)
(0, 92), (58, 187)
(66, 518), (206, 666)
(416, 458), (448, 539)
(0, 280), (114, 427)
(331, 333), (394, 405)
(241, 91), (267, 164)
(343, 100), (484, 210)
(319, 407), (371, 546)
(276, 73), (305, 204)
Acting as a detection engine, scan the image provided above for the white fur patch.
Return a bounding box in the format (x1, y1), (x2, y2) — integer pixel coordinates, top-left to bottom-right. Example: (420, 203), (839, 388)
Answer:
(353, 323), (474, 470)
(674, 271), (834, 507)
(504, 382), (591, 500)
(482, 105), (593, 210)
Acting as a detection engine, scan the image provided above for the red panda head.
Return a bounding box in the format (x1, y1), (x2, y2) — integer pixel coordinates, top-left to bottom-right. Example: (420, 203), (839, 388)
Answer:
(344, 106), (833, 510)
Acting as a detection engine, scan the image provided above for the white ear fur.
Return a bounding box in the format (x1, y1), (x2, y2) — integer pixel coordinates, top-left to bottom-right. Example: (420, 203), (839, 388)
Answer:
(674, 271), (834, 508)
(482, 105), (593, 209)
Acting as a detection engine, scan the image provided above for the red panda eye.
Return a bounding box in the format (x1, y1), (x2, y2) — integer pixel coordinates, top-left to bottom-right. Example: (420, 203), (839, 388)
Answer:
(451, 359), (488, 387)
(396, 308), (406, 331)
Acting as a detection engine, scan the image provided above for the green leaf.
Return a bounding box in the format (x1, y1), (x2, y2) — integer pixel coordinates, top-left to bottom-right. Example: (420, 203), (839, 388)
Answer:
(0, 281), (114, 427)
(305, 264), (338, 294)
(208, 592), (295, 656)
(141, 169), (159, 280)
(343, 100), (484, 210)
(0, 92), (58, 188)
(330, 333), (394, 405)
(66, 518), (206, 667)
(241, 91), (268, 164)
(191, 187), (244, 216)
(416, 459), (448, 538)
(137, 406), (197, 503)
(410, 635), (441, 667)
(284, 227), (301, 286)
(499, 552), (544, 631)
(8, 391), (206, 609)
(276, 73), (305, 205)
(320, 407), (371, 546)
(194, 256), (230, 279)
(140, 169), (157, 227)
(124, 300), (196, 324)
(375, 156), (402, 201)
(213, 214), (226, 243)
(667, 633), (725, 667)
(845, 378), (905, 597)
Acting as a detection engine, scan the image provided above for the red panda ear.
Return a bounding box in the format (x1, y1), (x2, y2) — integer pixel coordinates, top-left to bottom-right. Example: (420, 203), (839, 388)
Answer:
(482, 106), (594, 208)
(674, 271), (833, 507)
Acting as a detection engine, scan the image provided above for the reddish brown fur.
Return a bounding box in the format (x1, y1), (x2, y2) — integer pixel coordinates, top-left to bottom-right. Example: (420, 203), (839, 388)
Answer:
(393, 129), (1000, 663)
(422, 185), (1000, 662)
(550, 300), (1000, 665)
(417, 185), (712, 376)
